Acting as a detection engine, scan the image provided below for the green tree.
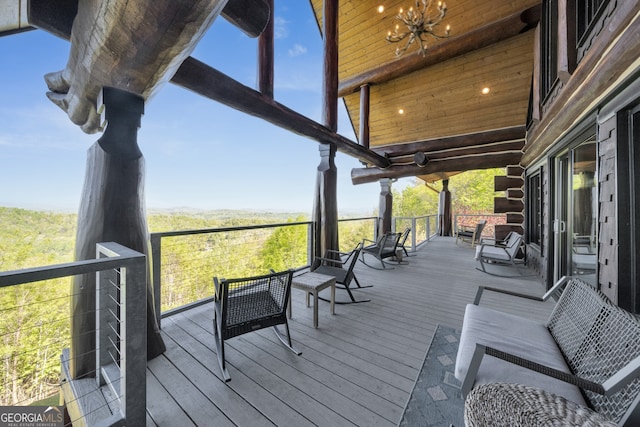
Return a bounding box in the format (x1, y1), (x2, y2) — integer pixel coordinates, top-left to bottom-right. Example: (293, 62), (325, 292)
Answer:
(259, 216), (308, 271)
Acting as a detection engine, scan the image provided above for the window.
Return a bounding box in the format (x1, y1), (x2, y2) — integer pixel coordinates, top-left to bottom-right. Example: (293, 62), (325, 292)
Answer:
(541, 0), (558, 100)
(526, 169), (543, 249)
(577, 0), (608, 44)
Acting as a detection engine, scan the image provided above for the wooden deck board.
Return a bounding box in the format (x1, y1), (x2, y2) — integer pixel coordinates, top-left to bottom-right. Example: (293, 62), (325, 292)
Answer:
(146, 236), (554, 426)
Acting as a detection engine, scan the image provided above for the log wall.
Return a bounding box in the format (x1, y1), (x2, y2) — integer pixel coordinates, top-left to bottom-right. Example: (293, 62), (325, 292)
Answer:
(494, 166), (524, 240)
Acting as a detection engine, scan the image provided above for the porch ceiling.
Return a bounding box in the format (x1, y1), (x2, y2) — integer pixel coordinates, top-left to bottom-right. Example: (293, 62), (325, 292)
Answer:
(309, 0), (540, 184)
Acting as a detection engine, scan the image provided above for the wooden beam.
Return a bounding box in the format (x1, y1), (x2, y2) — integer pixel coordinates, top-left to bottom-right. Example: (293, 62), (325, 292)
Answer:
(322, 0), (339, 131)
(338, 4), (542, 97)
(557, 0), (577, 83)
(359, 84), (370, 149)
(351, 152), (521, 185)
(495, 176), (524, 191)
(373, 126), (526, 158)
(171, 57), (391, 168)
(28, 0), (77, 40)
(494, 197), (524, 213)
(257, 0), (274, 96)
(220, 0), (270, 38)
(390, 140), (524, 165)
(27, 0), (270, 39)
(523, 1), (640, 165)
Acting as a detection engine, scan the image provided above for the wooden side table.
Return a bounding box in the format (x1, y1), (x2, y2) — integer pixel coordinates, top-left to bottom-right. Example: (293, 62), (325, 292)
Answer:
(287, 272), (335, 328)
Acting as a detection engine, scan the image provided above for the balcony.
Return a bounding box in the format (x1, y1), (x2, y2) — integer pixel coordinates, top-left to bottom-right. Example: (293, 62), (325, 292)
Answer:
(1, 221), (549, 426)
(148, 235), (550, 426)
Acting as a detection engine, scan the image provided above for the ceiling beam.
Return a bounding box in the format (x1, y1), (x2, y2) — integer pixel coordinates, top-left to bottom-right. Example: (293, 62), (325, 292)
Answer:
(171, 57), (391, 168)
(351, 152), (522, 185)
(372, 126), (526, 158)
(337, 4), (541, 97)
(28, 0), (271, 40)
(389, 140), (525, 165)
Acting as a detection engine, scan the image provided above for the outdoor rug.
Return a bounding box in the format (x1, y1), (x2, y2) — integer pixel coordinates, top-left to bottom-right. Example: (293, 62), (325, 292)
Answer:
(399, 324), (464, 427)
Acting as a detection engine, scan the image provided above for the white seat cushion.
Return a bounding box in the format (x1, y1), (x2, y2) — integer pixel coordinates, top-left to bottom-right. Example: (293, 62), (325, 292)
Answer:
(475, 245), (510, 261)
(455, 304), (587, 406)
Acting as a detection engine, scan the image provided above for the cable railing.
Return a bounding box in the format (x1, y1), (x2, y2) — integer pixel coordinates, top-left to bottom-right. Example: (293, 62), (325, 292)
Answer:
(393, 214), (439, 250)
(0, 242), (147, 426)
(0, 214), (436, 425)
(150, 215), (435, 323)
(453, 214), (507, 240)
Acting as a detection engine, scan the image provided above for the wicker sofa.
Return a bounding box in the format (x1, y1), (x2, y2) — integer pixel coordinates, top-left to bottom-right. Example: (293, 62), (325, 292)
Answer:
(455, 276), (640, 425)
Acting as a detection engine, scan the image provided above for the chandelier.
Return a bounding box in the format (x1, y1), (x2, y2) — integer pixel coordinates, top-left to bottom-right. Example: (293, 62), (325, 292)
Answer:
(385, 0), (451, 57)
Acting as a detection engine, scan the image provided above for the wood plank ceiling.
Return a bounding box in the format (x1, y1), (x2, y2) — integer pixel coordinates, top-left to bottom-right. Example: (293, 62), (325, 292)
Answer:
(309, 0), (541, 184)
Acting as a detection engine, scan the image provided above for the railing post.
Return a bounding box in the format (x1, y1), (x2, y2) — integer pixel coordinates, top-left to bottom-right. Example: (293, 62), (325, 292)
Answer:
(95, 243), (147, 426)
(307, 222), (315, 267)
(121, 247), (147, 427)
(411, 217), (417, 250)
(150, 234), (162, 328)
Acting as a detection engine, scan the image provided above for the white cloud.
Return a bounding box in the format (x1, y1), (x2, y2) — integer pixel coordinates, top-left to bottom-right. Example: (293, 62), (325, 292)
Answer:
(288, 44), (307, 57)
(274, 16), (288, 39)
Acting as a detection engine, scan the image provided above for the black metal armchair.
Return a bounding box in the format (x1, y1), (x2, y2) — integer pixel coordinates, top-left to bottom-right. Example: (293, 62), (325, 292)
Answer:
(361, 232), (402, 270)
(312, 242), (369, 304)
(398, 227), (413, 257)
(213, 270), (300, 382)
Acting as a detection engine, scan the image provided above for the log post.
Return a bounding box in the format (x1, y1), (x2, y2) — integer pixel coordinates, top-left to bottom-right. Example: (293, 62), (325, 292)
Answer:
(257, 0), (274, 97)
(438, 179), (452, 236)
(378, 178), (393, 237)
(359, 84), (370, 149)
(70, 87), (165, 379)
(313, 144), (339, 265)
(313, 0), (339, 264)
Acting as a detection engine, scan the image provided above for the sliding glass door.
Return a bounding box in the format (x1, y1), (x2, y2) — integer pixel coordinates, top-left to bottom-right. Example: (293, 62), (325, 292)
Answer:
(552, 138), (597, 284)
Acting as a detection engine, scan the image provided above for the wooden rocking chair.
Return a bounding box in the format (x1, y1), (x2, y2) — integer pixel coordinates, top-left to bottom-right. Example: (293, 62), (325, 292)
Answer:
(456, 220), (487, 247)
(213, 270), (301, 382)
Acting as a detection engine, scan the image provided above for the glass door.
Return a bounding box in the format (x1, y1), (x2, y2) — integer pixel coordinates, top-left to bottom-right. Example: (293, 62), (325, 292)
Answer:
(553, 153), (570, 283)
(552, 139), (597, 284)
(570, 141), (597, 283)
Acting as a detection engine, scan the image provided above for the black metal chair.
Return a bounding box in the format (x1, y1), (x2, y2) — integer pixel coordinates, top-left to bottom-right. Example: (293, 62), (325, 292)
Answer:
(213, 270), (300, 382)
(360, 232), (402, 270)
(312, 242), (370, 304)
(398, 227), (414, 257)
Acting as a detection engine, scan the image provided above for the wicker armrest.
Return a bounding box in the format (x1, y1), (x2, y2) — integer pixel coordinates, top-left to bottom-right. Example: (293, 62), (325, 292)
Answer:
(462, 342), (606, 397)
(468, 343), (640, 398)
(473, 276), (570, 305)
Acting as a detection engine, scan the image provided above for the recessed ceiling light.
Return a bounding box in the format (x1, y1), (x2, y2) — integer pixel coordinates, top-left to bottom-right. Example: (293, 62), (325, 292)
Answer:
(481, 87), (491, 95)
(377, 5), (385, 13)
(398, 108), (405, 114)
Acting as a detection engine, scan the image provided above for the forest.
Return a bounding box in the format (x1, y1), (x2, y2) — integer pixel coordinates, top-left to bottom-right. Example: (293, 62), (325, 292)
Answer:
(0, 168), (501, 406)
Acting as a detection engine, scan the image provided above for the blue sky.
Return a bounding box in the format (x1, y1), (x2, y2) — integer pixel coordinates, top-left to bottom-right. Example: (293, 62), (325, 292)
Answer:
(0, 1), (410, 214)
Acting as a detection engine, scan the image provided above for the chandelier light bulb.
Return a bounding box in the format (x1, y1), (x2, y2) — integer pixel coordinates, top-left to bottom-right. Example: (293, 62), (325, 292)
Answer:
(385, 0), (451, 57)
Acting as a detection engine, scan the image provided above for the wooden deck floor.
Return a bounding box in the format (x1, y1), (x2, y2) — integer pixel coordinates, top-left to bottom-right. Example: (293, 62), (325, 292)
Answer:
(145, 236), (555, 426)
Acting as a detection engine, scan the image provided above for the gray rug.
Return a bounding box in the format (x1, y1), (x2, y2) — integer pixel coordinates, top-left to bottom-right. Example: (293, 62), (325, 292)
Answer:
(399, 325), (464, 427)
